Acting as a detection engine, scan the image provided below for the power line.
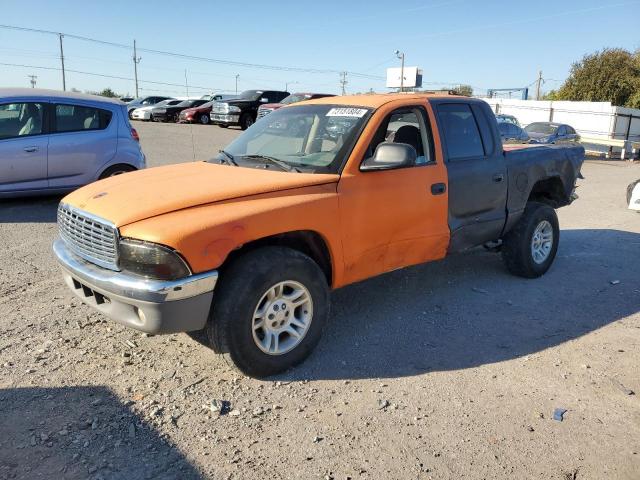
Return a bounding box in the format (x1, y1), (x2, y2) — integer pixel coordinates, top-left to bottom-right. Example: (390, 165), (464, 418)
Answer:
(0, 61), (219, 91)
(0, 24), (384, 80)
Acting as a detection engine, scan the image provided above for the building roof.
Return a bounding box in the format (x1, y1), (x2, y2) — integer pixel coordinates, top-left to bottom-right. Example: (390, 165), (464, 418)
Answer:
(0, 88), (125, 105)
(303, 92), (464, 109)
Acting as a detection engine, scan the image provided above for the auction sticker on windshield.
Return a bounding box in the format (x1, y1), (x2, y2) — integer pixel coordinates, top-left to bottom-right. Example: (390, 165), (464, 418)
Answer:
(326, 107), (368, 117)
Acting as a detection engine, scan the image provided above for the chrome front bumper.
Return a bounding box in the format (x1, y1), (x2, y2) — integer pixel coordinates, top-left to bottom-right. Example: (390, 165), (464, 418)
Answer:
(210, 113), (239, 123)
(53, 238), (217, 334)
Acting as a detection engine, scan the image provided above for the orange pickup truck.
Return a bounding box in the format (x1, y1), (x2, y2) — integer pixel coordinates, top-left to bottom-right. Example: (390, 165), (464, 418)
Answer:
(54, 93), (584, 377)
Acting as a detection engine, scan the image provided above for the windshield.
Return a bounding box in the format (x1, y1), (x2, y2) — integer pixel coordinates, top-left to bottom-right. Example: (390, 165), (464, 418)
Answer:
(496, 115), (517, 125)
(210, 104), (371, 173)
(239, 90), (262, 100)
(525, 123), (558, 135)
(280, 94), (307, 105)
(176, 100), (195, 107)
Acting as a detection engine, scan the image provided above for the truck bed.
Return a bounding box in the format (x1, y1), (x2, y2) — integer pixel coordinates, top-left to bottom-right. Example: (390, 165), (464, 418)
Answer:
(502, 143), (584, 231)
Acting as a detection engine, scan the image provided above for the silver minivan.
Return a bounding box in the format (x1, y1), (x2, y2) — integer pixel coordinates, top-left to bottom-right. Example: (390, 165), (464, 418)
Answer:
(0, 88), (145, 197)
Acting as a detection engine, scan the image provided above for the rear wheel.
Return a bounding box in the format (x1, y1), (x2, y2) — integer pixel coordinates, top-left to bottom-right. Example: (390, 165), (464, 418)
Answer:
(240, 113), (254, 130)
(99, 164), (135, 179)
(206, 246), (330, 378)
(199, 113), (210, 125)
(501, 202), (559, 278)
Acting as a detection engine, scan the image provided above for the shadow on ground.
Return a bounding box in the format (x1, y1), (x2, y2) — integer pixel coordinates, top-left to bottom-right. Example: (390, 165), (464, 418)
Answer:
(0, 195), (61, 223)
(0, 386), (203, 480)
(276, 228), (640, 381)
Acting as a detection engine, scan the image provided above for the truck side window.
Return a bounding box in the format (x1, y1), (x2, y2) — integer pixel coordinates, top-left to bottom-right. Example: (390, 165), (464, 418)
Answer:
(438, 103), (485, 160)
(365, 107), (433, 165)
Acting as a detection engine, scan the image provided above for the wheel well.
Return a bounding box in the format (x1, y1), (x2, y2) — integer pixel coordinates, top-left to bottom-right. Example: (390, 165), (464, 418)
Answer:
(527, 177), (567, 208)
(99, 163), (136, 179)
(222, 231), (333, 285)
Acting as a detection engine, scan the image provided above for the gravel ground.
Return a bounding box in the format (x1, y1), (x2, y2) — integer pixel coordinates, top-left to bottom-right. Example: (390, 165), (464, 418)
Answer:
(1, 122), (639, 480)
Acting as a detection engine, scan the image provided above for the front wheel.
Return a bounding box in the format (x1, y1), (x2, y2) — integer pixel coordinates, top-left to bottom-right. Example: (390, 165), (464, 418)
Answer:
(239, 113), (254, 130)
(206, 246), (330, 377)
(199, 113), (210, 125)
(501, 202), (559, 278)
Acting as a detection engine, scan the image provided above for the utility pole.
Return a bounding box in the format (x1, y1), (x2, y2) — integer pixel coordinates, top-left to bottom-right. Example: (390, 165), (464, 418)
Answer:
(235, 74), (239, 95)
(395, 50), (405, 92)
(58, 33), (66, 91)
(535, 70), (543, 100)
(132, 40), (141, 98)
(339, 72), (348, 95)
(28, 75), (37, 88)
(184, 69), (190, 97)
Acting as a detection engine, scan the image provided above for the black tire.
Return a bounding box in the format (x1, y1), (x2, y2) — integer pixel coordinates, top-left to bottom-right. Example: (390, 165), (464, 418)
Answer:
(501, 202), (559, 278)
(128, 110), (134, 120)
(199, 114), (210, 125)
(99, 164), (136, 179)
(627, 179), (640, 206)
(206, 246), (330, 378)
(239, 113), (254, 130)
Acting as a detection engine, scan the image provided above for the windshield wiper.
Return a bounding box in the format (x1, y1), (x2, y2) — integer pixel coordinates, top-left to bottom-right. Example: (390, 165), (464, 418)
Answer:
(241, 154), (301, 173)
(218, 150), (238, 166)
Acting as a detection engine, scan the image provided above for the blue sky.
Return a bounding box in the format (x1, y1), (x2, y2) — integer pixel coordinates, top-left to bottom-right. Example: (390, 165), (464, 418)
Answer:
(1, 0), (639, 98)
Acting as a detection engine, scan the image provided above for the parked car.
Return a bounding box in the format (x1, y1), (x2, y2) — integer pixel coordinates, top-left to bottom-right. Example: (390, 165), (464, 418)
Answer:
(178, 101), (216, 124)
(0, 88), (145, 198)
(257, 92), (335, 119)
(498, 122), (530, 144)
(131, 99), (180, 121)
(126, 96), (172, 119)
(495, 114), (520, 127)
(524, 122), (579, 144)
(210, 90), (290, 130)
(628, 179), (640, 211)
(151, 99), (209, 122)
(53, 93), (584, 377)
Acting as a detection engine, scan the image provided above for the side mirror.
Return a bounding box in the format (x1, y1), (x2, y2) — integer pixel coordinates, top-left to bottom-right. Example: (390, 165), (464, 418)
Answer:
(260, 97), (269, 103)
(360, 142), (417, 171)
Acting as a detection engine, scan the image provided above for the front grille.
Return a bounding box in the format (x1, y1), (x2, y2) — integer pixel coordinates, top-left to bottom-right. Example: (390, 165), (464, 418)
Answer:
(57, 204), (119, 271)
(257, 108), (274, 119)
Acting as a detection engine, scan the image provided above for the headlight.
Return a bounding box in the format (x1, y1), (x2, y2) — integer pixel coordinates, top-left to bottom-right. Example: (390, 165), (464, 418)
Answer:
(118, 238), (191, 280)
(228, 105), (241, 113)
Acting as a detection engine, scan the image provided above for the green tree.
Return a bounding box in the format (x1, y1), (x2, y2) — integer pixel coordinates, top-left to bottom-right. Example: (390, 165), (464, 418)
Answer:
(554, 48), (640, 107)
(97, 87), (118, 98)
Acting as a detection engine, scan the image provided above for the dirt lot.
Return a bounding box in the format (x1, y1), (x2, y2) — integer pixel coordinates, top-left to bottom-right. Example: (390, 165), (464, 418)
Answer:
(1, 122), (639, 480)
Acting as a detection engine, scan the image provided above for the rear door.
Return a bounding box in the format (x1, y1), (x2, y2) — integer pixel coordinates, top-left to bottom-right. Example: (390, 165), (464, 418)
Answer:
(433, 100), (507, 251)
(47, 103), (117, 189)
(0, 101), (49, 193)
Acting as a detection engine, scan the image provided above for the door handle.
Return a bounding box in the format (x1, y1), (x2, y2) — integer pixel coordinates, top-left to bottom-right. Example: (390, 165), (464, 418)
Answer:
(492, 173), (504, 183)
(431, 183), (446, 195)
(23, 146), (39, 153)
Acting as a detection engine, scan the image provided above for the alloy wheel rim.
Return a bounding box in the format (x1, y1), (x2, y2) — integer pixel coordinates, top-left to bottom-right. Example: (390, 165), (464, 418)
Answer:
(531, 220), (553, 264)
(252, 280), (313, 355)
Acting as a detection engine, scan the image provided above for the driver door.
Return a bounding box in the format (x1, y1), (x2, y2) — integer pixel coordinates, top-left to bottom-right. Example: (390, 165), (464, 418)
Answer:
(337, 103), (450, 285)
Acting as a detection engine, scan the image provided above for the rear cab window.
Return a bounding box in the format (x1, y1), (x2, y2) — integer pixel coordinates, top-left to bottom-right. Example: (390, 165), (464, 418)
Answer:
(436, 103), (486, 160)
(54, 104), (113, 133)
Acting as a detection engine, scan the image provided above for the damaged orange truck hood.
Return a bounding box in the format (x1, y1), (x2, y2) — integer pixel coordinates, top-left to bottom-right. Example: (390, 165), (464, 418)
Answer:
(62, 162), (339, 226)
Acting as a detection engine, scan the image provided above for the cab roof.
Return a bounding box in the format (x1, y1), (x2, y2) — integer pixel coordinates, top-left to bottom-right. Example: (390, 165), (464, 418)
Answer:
(302, 92), (466, 109)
